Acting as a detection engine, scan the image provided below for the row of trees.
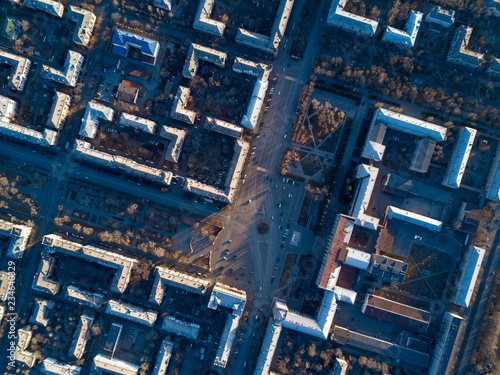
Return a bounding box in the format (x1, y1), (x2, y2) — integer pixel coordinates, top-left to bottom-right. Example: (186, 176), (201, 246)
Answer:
(314, 57), (500, 128)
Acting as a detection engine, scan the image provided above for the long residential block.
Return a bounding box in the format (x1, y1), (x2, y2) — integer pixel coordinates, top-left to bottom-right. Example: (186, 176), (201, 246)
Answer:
(42, 234), (136, 293)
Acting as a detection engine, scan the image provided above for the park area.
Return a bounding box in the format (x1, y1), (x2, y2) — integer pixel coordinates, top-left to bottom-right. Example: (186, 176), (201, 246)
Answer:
(54, 181), (217, 270)
(0, 158), (48, 217)
(398, 243), (452, 300)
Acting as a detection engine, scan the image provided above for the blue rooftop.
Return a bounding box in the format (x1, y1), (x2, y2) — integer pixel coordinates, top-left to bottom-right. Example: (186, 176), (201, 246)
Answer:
(111, 29), (159, 57)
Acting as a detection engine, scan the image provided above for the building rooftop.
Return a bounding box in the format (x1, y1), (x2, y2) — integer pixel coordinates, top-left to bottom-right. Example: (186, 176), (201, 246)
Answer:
(425, 6), (456, 28)
(383, 11), (423, 48)
(428, 312), (464, 375)
(214, 314), (240, 367)
(0, 271), (9, 301)
(91, 354), (139, 375)
(368, 254), (408, 283)
(0, 50), (31, 91)
(362, 294), (431, 333)
(0, 120), (58, 146)
(32, 255), (61, 294)
(184, 139), (249, 203)
(70, 314), (93, 360)
(153, 0), (171, 10)
(208, 282), (247, 316)
(152, 339), (174, 375)
(159, 125), (186, 163)
(105, 299), (158, 327)
(351, 164), (380, 230)
(487, 58), (500, 77)
(233, 57), (272, 81)
(342, 247), (371, 270)
(24, 0), (64, 18)
(119, 113), (157, 134)
(452, 246), (485, 307)
(234, 0), (294, 55)
(386, 205), (443, 232)
(409, 138), (435, 174)
(193, 0), (225, 36)
(15, 329), (36, 368)
(30, 299), (54, 327)
(79, 101), (115, 139)
(447, 26), (484, 68)
(317, 214), (354, 290)
(41, 50), (84, 87)
(0, 217), (32, 258)
(67, 6), (96, 47)
(47, 92), (71, 129)
(42, 234), (136, 293)
(204, 117), (242, 139)
(382, 173), (451, 204)
(149, 266), (210, 304)
(74, 140), (173, 185)
(327, 0), (378, 37)
(0, 95), (17, 122)
(161, 316), (200, 339)
(65, 285), (104, 308)
(116, 82), (139, 104)
(486, 143), (500, 201)
(111, 29), (160, 64)
(42, 358), (81, 375)
(241, 78), (268, 129)
(182, 43), (227, 79)
(333, 326), (430, 368)
(442, 127), (476, 189)
(253, 319), (282, 375)
(170, 86), (196, 125)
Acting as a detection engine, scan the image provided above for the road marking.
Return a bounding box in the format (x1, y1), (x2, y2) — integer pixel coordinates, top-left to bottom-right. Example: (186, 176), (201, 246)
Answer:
(283, 75), (301, 83)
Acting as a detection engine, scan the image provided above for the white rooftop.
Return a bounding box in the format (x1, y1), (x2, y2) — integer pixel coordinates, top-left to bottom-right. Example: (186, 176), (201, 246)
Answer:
(383, 11), (423, 48)
(0, 51), (31, 91)
(92, 354), (139, 375)
(170, 86), (196, 125)
(0, 218), (32, 259)
(486, 144), (500, 201)
(74, 140), (173, 185)
(327, 0), (378, 37)
(442, 127), (476, 188)
(159, 125), (186, 163)
(182, 43), (227, 79)
(344, 247), (371, 270)
(208, 282), (247, 316)
(79, 101), (115, 139)
(351, 164), (379, 230)
(42, 234), (136, 293)
(105, 299), (158, 327)
(67, 6), (96, 46)
(42, 358), (81, 375)
(70, 314), (93, 360)
(152, 339), (174, 375)
(24, 0), (64, 18)
(41, 50), (84, 87)
(47, 92), (71, 129)
(204, 117), (242, 139)
(452, 246), (485, 307)
(161, 316), (200, 339)
(386, 206), (443, 231)
(119, 112), (157, 134)
(193, 0), (225, 37)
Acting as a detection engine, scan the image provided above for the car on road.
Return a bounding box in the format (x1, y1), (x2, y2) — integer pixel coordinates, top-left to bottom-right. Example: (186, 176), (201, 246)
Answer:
(288, 194), (293, 198)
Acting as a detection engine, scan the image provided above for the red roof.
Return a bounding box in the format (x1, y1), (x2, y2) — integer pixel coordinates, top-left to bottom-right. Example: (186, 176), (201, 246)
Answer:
(318, 215), (351, 289)
(336, 264), (358, 289)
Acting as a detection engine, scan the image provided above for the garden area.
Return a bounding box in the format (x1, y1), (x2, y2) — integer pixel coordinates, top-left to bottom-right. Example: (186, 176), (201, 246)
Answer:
(398, 243), (452, 300)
